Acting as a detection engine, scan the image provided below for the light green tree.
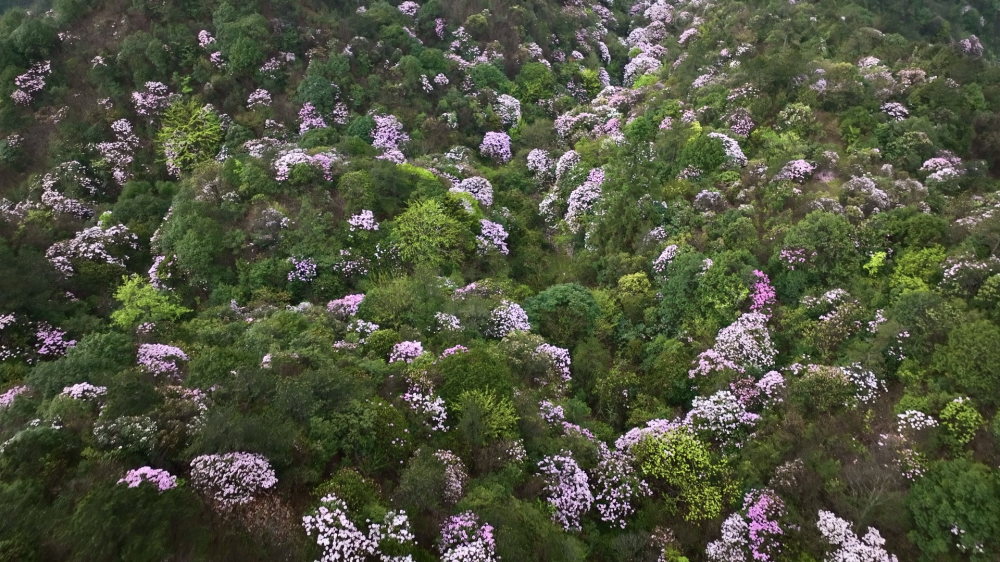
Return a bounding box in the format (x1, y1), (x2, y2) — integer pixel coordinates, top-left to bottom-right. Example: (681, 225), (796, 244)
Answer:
(110, 274), (191, 329)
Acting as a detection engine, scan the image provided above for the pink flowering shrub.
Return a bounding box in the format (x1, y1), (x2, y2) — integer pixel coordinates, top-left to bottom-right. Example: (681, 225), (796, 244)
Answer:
(35, 323), (76, 356)
(45, 224), (139, 276)
(298, 103), (328, 134)
(302, 493), (415, 561)
(774, 159), (815, 183)
(390, 340), (424, 363)
(118, 467), (177, 492)
(453, 177), (493, 207)
(817, 510), (898, 562)
(132, 82), (175, 115)
(565, 168), (604, 232)
(493, 94), (521, 127)
(476, 220), (509, 255)
(489, 300), (530, 337)
(95, 119), (140, 185)
(287, 257), (318, 282)
(11, 61), (51, 105)
(348, 210), (379, 231)
(0, 385), (29, 408)
(748, 270), (776, 315)
(328, 294), (364, 317)
(137, 343), (189, 377)
(434, 450), (467, 504)
(440, 511), (497, 562)
(60, 382), (107, 400)
(190, 452), (278, 508)
(479, 132), (512, 164)
(592, 444), (650, 528)
(538, 451), (593, 531)
(247, 89), (271, 109)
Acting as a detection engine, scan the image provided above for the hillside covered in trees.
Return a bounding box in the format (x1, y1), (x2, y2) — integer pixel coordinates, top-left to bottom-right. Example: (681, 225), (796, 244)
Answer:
(2, 0), (1000, 559)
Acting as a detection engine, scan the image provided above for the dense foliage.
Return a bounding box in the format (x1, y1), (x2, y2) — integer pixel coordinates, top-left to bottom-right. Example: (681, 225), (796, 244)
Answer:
(2, 0), (1000, 560)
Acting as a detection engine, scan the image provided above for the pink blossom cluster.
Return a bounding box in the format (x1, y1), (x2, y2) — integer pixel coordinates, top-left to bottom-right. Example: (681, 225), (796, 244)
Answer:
(555, 150), (580, 180)
(479, 132), (512, 164)
(348, 210), (379, 231)
(436, 314), (462, 332)
(11, 61), (51, 105)
(527, 149), (553, 179)
(328, 294), (364, 317)
(132, 82), (175, 115)
(539, 400), (566, 424)
(298, 102), (328, 134)
(434, 450), (467, 504)
(247, 89), (271, 109)
(489, 301), (530, 337)
(95, 119), (140, 185)
(538, 451), (593, 531)
(592, 444), (650, 528)
(398, 1), (420, 17)
(137, 343), (189, 377)
(817, 511), (898, 562)
(454, 177), (493, 207)
(708, 132), (748, 167)
(565, 168), (604, 231)
(689, 348), (745, 378)
(372, 114), (410, 155)
(726, 107), (755, 137)
(881, 102), (908, 121)
(653, 245), (679, 275)
(685, 390), (760, 447)
(60, 382), (107, 400)
(390, 340), (424, 363)
(744, 489), (785, 560)
(0, 385), (29, 408)
(440, 511), (497, 562)
(197, 30), (215, 48)
(615, 418), (686, 451)
(774, 159), (816, 183)
(403, 380), (447, 431)
(494, 94), (521, 127)
(302, 493), (415, 561)
(624, 54), (661, 85)
(755, 371), (785, 404)
(778, 247), (813, 270)
(678, 27), (700, 44)
(476, 220), (509, 255)
(35, 323), (76, 356)
(190, 452), (278, 508)
(118, 467), (177, 492)
(713, 313), (777, 371)
(273, 148), (340, 181)
(435, 18), (446, 39)
(958, 35), (984, 57)
(535, 343), (571, 388)
(748, 270), (776, 315)
(440, 344), (468, 357)
(287, 257), (317, 282)
(45, 224), (139, 276)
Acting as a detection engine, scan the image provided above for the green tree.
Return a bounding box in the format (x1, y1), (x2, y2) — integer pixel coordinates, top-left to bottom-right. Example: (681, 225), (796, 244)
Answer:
(156, 100), (224, 177)
(933, 320), (1000, 406)
(634, 429), (728, 521)
(908, 459), (1000, 560)
(392, 199), (469, 267)
(524, 283), (601, 348)
(110, 275), (191, 329)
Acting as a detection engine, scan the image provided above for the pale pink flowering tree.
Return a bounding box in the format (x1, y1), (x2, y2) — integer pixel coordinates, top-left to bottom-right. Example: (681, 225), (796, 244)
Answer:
(538, 451), (593, 531)
(592, 443), (650, 528)
(479, 132), (512, 163)
(327, 294), (364, 317)
(60, 382), (107, 400)
(190, 452), (278, 509)
(118, 467), (178, 492)
(816, 510), (898, 562)
(476, 220), (509, 255)
(11, 61), (51, 105)
(489, 301), (530, 337)
(390, 341), (424, 363)
(0, 385), (29, 408)
(137, 343), (189, 377)
(302, 493), (415, 561)
(440, 511), (497, 562)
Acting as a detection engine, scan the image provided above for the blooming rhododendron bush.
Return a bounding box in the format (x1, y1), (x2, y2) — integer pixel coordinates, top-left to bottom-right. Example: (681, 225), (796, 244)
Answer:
(3, 0), (1000, 559)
